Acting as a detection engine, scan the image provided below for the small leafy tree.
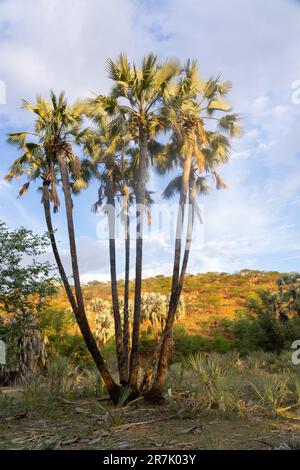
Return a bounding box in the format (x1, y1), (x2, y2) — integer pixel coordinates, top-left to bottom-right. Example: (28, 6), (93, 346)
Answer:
(0, 221), (57, 381)
(232, 275), (300, 354)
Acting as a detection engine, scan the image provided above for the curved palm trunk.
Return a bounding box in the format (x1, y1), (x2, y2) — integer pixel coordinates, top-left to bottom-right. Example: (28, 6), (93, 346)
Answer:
(167, 156), (191, 315)
(57, 153), (119, 403)
(177, 177), (196, 290)
(129, 129), (148, 392)
(148, 164), (195, 399)
(122, 190), (130, 383)
(106, 179), (126, 384)
(42, 182), (78, 314)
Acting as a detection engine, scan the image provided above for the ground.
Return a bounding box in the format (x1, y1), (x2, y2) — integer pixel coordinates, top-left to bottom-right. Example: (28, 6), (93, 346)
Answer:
(1, 388), (299, 450)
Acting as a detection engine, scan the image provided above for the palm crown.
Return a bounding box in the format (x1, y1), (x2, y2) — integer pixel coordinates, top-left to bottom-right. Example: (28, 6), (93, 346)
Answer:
(6, 91), (86, 211)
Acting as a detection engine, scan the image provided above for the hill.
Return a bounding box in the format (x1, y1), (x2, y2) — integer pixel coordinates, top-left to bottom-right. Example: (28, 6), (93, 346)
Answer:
(49, 270), (280, 337)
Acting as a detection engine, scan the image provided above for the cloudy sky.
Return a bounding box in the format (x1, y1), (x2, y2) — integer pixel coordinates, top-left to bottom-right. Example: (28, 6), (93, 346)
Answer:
(1, 0), (300, 282)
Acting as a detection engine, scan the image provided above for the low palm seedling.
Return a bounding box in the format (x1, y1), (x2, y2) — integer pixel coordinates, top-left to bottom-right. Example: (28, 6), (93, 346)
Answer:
(186, 353), (240, 413)
(251, 375), (289, 418)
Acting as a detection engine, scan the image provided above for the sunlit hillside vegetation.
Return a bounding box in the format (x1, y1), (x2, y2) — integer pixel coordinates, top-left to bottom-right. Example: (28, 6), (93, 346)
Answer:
(50, 270), (279, 336)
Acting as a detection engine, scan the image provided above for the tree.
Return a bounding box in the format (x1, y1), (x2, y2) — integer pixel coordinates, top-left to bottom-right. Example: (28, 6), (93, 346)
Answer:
(149, 61), (241, 398)
(0, 221), (56, 383)
(87, 293), (184, 348)
(6, 126), (78, 315)
(90, 54), (181, 392)
(0, 221), (56, 317)
(79, 112), (132, 384)
(6, 92), (120, 402)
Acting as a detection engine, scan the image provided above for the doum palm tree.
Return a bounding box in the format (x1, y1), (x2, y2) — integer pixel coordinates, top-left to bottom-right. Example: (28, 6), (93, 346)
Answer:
(79, 112), (132, 385)
(91, 53), (181, 392)
(148, 61), (241, 398)
(6, 91), (121, 402)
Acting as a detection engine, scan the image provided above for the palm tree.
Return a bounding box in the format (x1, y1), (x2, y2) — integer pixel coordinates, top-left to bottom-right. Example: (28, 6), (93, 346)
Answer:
(80, 114), (131, 385)
(91, 53), (181, 392)
(6, 92), (120, 402)
(82, 133), (154, 385)
(148, 62), (242, 398)
(5, 136), (78, 315)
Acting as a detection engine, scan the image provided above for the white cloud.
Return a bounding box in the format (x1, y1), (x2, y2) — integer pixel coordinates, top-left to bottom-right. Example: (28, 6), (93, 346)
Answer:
(0, 0), (153, 123)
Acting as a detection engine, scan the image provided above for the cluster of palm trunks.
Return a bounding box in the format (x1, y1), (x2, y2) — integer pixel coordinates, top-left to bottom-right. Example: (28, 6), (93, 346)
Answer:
(5, 54), (241, 402)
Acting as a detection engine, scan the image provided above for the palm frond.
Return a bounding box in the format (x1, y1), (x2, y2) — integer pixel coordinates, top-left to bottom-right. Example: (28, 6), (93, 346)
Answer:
(7, 132), (27, 149)
(162, 175), (182, 199)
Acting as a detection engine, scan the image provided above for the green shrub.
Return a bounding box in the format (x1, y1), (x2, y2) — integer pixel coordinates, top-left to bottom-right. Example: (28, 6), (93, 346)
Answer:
(139, 329), (156, 354)
(48, 333), (94, 367)
(173, 326), (210, 360)
(251, 375), (289, 417)
(186, 352), (243, 414)
(232, 311), (300, 354)
(211, 335), (234, 353)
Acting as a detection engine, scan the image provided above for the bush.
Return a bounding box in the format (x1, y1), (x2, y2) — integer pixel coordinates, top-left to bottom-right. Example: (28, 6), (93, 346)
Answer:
(211, 335), (234, 354)
(232, 311), (300, 354)
(173, 326), (210, 360)
(48, 333), (94, 367)
(139, 329), (156, 354)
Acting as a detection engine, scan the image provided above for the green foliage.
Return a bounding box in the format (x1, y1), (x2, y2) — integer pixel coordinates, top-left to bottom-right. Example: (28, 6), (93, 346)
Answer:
(231, 291), (300, 354)
(186, 352), (243, 414)
(139, 329), (156, 354)
(0, 221), (57, 316)
(40, 308), (74, 337)
(211, 335), (234, 353)
(251, 375), (289, 417)
(0, 221), (58, 368)
(48, 333), (93, 368)
(173, 326), (210, 359)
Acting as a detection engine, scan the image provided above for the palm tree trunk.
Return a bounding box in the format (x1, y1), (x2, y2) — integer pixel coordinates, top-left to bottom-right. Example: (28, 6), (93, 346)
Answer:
(168, 156), (191, 316)
(139, 332), (164, 393)
(129, 129), (148, 392)
(57, 153), (120, 403)
(106, 179), (126, 384)
(42, 182), (78, 314)
(123, 190), (130, 383)
(177, 177), (196, 291)
(148, 162), (194, 399)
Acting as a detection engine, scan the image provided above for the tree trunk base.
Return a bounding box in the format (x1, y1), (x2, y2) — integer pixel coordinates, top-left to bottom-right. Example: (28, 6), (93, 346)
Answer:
(143, 389), (165, 404)
(107, 384), (124, 405)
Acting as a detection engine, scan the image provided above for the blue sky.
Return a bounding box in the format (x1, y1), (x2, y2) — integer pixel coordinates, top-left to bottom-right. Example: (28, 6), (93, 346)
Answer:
(1, 0), (300, 281)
